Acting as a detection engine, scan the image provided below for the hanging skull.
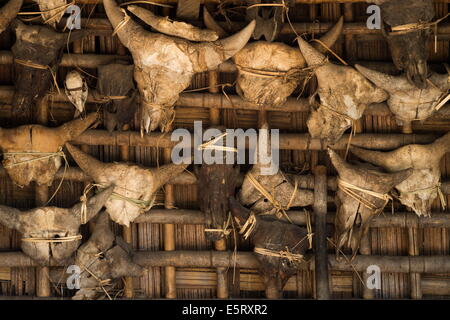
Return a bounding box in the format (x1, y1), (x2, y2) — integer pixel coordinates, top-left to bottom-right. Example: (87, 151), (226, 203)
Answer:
(65, 70), (88, 118)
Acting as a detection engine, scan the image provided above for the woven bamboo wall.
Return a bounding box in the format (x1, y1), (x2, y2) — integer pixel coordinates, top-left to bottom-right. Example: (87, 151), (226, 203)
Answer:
(0, 0), (449, 299)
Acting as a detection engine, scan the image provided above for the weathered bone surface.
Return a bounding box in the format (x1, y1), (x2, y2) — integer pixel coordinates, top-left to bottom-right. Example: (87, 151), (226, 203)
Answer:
(328, 149), (412, 257)
(0, 187), (113, 266)
(194, 128), (240, 241)
(0, 112), (97, 187)
(96, 62), (138, 132)
(72, 211), (144, 300)
(355, 64), (450, 128)
(246, 0), (295, 41)
(238, 123), (314, 214)
(11, 20), (87, 111)
(297, 37), (388, 145)
(229, 196), (309, 298)
(103, 0), (255, 133)
(66, 143), (189, 226)
(232, 18), (343, 107)
(34, 0), (67, 28)
(366, 0), (434, 88)
(350, 132), (450, 217)
(65, 70), (88, 118)
(0, 0), (22, 35)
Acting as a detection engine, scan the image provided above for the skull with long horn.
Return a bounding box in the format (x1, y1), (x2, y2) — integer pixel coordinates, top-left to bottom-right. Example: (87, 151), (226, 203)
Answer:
(103, 0), (255, 134)
(72, 211), (144, 300)
(238, 123), (314, 216)
(0, 112), (98, 187)
(229, 196), (310, 299)
(355, 64), (450, 130)
(66, 143), (189, 227)
(329, 148), (412, 258)
(0, 187), (113, 266)
(350, 132), (450, 217)
(204, 9), (344, 107)
(365, 0), (435, 88)
(297, 37), (388, 145)
(11, 20), (88, 112)
(0, 0), (22, 35)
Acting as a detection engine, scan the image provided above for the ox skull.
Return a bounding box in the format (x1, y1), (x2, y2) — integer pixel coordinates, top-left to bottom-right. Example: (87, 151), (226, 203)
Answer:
(329, 149), (412, 257)
(297, 37), (388, 145)
(103, 0), (255, 134)
(229, 196), (310, 298)
(355, 64), (450, 129)
(66, 143), (189, 227)
(65, 70), (88, 118)
(72, 211), (144, 300)
(350, 132), (450, 217)
(0, 113), (98, 187)
(0, 187), (113, 266)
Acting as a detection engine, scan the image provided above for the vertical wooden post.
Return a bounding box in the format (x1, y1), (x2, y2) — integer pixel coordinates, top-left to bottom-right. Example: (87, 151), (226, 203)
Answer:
(208, 68), (229, 299)
(313, 165), (330, 299)
(35, 97), (51, 297)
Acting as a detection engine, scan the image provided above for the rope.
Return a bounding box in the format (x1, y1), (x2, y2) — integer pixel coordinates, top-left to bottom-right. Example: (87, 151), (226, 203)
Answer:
(204, 212), (233, 237)
(112, 9), (131, 37)
(21, 234), (82, 243)
(79, 256), (113, 300)
(236, 64), (309, 82)
(254, 246), (305, 264)
(309, 38), (348, 66)
(337, 178), (392, 214)
(236, 213), (257, 240)
(247, 172), (296, 223)
(197, 132), (238, 153)
(399, 183), (446, 210)
(120, 1), (174, 8)
(14, 59), (61, 94)
(18, 1), (75, 24)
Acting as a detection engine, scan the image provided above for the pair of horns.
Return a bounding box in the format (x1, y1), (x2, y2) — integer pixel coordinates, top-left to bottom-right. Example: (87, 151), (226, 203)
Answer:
(0, 0), (23, 34)
(103, 0), (256, 72)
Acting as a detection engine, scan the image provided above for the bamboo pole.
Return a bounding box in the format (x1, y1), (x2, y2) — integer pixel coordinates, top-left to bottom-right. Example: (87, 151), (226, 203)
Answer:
(313, 166), (330, 299)
(35, 98), (51, 298)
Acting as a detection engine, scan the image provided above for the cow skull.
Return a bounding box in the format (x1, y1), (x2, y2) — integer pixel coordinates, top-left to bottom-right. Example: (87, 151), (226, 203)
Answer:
(0, 187), (113, 266)
(350, 132), (450, 217)
(66, 143), (189, 227)
(65, 70), (88, 118)
(72, 211), (144, 300)
(103, 0), (255, 134)
(297, 37), (388, 145)
(329, 149), (413, 257)
(0, 112), (98, 187)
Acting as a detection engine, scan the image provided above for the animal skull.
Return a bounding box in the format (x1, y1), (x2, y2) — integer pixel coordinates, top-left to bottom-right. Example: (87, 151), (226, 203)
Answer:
(11, 20), (87, 112)
(65, 70), (88, 118)
(297, 37), (388, 145)
(0, 113), (98, 187)
(72, 211), (144, 300)
(96, 62), (139, 133)
(231, 18), (343, 107)
(239, 123), (314, 215)
(350, 132), (450, 217)
(355, 64), (450, 129)
(0, 187), (113, 266)
(229, 197), (309, 298)
(366, 0), (435, 88)
(34, 0), (67, 28)
(328, 149), (413, 257)
(0, 0), (22, 35)
(66, 143), (189, 227)
(103, 0), (255, 133)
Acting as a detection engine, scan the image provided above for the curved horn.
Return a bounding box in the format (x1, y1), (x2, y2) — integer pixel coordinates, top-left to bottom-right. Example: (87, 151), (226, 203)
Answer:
(56, 112), (98, 145)
(313, 16), (344, 54)
(127, 5), (219, 41)
(0, 0), (23, 34)
(429, 131), (450, 159)
(103, 0), (144, 49)
(65, 143), (113, 182)
(203, 7), (229, 38)
(71, 186), (114, 224)
(350, 146), (408, 171)
(0, 205), (21, 230)
(297, 36), (327, 67)
(151, 162), (189, 193)
(355, 64), (414, 92)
